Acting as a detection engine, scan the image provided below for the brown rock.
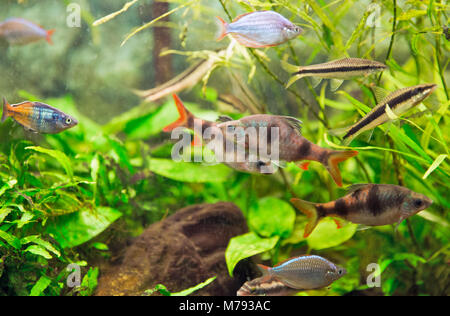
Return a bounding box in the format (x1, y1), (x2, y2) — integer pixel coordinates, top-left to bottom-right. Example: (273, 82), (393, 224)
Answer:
(95, 202), (255, 296)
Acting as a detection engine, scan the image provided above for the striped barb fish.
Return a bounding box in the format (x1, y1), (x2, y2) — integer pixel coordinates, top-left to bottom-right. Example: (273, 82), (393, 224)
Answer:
(1, 98), (78, 134)
(257, 255), (346, 290)
(237, 275), (299, 296)
(216, 11), (303, 48)
(291, 183), (433, 237)
(282, 58), (387, 90)
(337, 83), (437, 145)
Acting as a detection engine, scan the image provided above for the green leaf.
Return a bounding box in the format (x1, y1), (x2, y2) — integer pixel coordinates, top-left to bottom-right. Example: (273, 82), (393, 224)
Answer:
(46, 207), (122, 248)
(0, 229), (21, 249)
(25, 245), (52, 259)
(307, 218), (357, 250)
(26, 146), (74, 181)
(0, 179), (17, 197)
(21, 235), (61, 257)
(171, 276), (217, 296)
(225, 232), (279, 277)
(79, 267), (99, 296)
(148, 158), (233, 183)
(30, 275), (52, 296)
(248, 197), (296, 238)
(423, 154), (447, 179)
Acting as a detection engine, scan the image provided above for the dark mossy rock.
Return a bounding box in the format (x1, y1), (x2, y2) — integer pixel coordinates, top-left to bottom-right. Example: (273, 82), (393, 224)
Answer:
(95, 202), (256, 296)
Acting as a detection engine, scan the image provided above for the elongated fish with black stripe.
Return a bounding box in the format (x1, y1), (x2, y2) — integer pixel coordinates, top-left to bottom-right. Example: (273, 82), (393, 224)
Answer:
(282, 58), (387, 90)
(1, 98), (78, 134)
(237, 275), (299, 296)
(336, 83), (437, 145)
(291, 184), (433, 237)
(256, 255), (346, 291)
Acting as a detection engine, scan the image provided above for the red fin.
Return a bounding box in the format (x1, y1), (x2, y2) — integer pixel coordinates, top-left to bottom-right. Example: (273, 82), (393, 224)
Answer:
(298, 162), (310, 170)
(163, 94), (193, 132)
(333, 219), (343, 229)
(325, 150), (358, 187)
(46, 29), (55, 45)
(290, 198), (321, 238)
(257, 264), (270, 276)
(216, 16), (228, 41)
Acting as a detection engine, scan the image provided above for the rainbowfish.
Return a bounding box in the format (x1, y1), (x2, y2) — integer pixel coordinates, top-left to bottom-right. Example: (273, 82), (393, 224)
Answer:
(333, 84), (437, 145)
(216, 11), (303, 48)
(291, 183), (433, 237)
(163, 94), (358, 185)
(257, 255), (346, 290)
(1, 98), (78, 134)
(237, 275), (299, 296)
(282, 58), (387, 90)
(0, 18), (54, 45)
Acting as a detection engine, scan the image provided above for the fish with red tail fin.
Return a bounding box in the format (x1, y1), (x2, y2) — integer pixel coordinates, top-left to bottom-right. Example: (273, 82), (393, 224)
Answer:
(291, 183), (433, 237)
(0, 18), (54, 45)
(217, 114), (358, 186)
(257, 255), (346, 290)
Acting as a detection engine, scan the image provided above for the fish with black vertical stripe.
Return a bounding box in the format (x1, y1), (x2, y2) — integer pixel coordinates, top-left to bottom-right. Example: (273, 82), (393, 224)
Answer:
(333, 84), (437, 145)
(291, 183), (433, 237)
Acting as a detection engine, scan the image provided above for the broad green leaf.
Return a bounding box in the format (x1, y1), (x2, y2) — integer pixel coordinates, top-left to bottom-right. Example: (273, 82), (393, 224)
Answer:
(26, 146), (74, 180)
(225, 232), (279, 276)
(25, 245), (52, 259)
(46, 207), (122, 248)
(0, 229), (21, 249)
(307, 218), (357, 250)
(21, 235), (61, 257)
(171, 276), (217, 296)
(248, 197), (296, 238)
(0, 207), (12, 224)
(30, 275), (52, 296)
(148, 158), (233, 183)
(0, 179), (17, 197)
(79, 267), (99, 296)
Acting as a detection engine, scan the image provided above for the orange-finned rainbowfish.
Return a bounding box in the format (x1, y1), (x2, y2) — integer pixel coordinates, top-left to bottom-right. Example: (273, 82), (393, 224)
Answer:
(216, 11), (303, 48)
(1, 98), (78, 134)
(291, 183), (433, 237)
(257, 255), (346, 291)
(0, 18), (54, 45)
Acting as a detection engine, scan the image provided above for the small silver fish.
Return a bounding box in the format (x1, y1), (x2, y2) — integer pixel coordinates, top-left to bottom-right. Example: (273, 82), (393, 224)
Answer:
(216, 11), (303, 48)
(282, 58), (387, 90)
(258, 255), (346, 290)
(0, 18), (54, 45)
(335, 83), (437, 145)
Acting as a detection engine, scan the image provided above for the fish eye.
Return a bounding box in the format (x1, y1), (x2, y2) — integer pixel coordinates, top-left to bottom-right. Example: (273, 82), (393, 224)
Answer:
(413, 199), (424, 208)
(256, 161), (266, 168)
(65, 117), (72, 125)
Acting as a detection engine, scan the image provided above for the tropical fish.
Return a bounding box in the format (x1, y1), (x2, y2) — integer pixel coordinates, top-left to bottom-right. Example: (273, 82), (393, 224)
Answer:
(291, 183), (433, 237)
(237, 275), (299, 296)
(257, 255), (346, 290)
(0, 18), (54, 45)
(1, 98), (78, 134)
(282, 58), (387, 90)
(163, 94), (358, 185)
(216, 11), (303, 48)
(216, 114), (358, 186)
(333, 83), (437, 145)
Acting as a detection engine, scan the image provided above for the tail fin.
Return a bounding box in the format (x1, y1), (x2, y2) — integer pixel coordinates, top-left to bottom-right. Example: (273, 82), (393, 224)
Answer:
(257, 264), (271, 276)
(163, 94), (195, 132)
(281, 60), (304, 88)
(215, 16), (228, 41)
(324, 150), (358, 187)
(1, 97), (10, 123)
(290, 198), (321, 238)
(46, 29), (55, 45)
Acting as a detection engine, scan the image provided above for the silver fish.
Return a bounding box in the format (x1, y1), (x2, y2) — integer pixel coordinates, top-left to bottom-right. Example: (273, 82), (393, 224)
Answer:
(282, 58), (387, 90)
(216, 11), (303, 48)
(335, 83), (437, 145)
(258, 255), (346, 290)
(0, 18), (54, 45)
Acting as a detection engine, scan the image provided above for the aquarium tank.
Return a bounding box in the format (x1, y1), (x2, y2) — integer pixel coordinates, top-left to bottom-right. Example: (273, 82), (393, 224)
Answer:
(0, 0), (448, 299)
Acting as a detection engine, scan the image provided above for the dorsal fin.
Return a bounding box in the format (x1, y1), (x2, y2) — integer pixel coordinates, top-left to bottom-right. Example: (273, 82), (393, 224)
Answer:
(232, 11), (266, 23)
(281, 116), (303, 135)
(346, 183), (370, 194)
(274, 255), (312, 267)
(217, 115), (234, 123)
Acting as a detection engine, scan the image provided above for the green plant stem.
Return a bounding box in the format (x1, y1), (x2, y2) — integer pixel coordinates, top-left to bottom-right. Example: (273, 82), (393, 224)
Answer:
(377, 0), (397, 84)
